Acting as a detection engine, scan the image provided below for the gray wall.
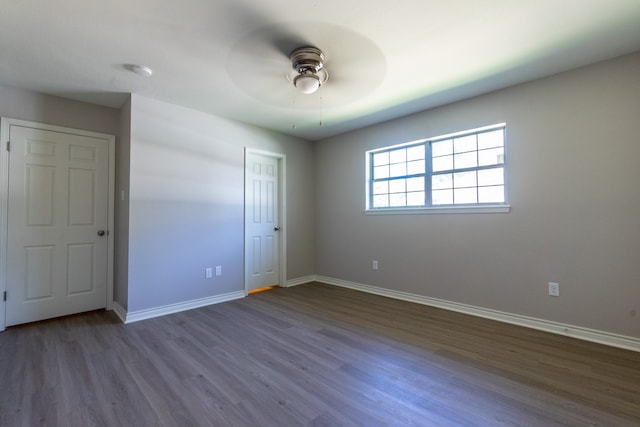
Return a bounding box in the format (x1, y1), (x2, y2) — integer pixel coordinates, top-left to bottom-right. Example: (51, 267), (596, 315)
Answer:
(314, 52), (640, 338)
(115, 96), (131, 310)
(0, 85), (120, 135)
(123, 95), (315, 312)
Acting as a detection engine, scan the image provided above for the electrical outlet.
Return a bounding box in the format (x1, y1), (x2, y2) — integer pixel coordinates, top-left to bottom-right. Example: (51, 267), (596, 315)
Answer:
(215, 266), (222, 276)
(372, 260), (379, 270)
(548, 282), (560, 297)
(205, 267), (213, 279)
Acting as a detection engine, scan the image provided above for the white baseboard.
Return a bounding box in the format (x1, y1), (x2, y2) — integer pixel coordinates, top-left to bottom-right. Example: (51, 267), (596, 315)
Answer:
(113, 291), (246, 324)
(112, 301), (127, 323)
(286, 275), (317, 288)
(315, 276), (640, 353)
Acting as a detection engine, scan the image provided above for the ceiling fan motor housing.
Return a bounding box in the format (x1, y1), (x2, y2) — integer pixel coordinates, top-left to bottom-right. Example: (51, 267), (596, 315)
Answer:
(290, 46), (325, 73)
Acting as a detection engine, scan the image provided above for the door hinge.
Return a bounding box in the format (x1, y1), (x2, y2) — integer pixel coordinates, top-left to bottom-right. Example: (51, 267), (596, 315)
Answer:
(5, 141), (9, 152)
(3, 291), (6, 301)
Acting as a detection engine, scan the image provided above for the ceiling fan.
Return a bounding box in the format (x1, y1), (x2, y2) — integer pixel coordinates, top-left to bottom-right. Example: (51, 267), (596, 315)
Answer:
(226, 22), (386, 109)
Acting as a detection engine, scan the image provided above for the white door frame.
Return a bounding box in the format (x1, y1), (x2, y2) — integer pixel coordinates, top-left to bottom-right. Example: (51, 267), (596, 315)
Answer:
(0, 118), (116, 331)
(244, 148), (287, 294)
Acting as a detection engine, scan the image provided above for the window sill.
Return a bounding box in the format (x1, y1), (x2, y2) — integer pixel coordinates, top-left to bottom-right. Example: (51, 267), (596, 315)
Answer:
(364, 205), (511, 215)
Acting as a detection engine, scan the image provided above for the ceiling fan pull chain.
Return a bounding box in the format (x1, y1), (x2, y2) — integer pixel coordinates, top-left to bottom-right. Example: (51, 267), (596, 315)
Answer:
(292, 91), (297, 129)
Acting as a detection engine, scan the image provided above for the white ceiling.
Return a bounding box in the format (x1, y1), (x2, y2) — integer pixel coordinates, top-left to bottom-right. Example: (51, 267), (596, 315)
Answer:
(2, 0), (640, 141)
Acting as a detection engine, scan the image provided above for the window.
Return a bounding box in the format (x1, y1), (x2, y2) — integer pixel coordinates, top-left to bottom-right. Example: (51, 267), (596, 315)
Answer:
(366, 123), (508, 212)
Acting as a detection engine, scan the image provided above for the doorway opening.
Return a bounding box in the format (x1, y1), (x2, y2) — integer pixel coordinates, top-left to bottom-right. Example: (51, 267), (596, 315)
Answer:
(244, 149), (287, 295)
(0, 118), (115, 330)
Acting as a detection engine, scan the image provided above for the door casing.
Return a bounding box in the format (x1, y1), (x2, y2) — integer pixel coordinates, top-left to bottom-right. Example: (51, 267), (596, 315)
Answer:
(0, 118), (115, 331)
(244, 148), (287, 294)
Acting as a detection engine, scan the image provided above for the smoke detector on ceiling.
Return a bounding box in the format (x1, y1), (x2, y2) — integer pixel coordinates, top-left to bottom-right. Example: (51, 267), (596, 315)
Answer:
(288, 47), (329, 95)
(130, 65), (153, 77)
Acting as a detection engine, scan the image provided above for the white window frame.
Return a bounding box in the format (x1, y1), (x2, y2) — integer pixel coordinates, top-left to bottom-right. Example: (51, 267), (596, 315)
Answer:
(365, 123), (510, 215)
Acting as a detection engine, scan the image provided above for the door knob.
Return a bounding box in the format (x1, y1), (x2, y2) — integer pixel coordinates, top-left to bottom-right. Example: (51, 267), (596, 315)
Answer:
(97, 230), (106, 236)
(274, 226), (281, 231)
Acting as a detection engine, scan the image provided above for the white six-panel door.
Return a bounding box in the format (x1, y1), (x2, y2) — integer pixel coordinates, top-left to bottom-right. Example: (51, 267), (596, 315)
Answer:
(4, 123), (111, 326)
(245, 151), (281, 291)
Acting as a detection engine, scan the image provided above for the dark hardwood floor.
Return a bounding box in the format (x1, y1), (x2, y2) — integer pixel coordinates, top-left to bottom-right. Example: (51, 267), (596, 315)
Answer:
(1, 282), (639, 426)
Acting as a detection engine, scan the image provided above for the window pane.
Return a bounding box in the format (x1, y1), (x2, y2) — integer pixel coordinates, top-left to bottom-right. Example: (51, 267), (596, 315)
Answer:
(432, 189), (453, 205)
(367, 124), (506, 210)
(373, 180), (389, 195)
(389, 193), (406, 207)
(374, 165), (389, 179)
(389, 148), (406, 164)
(432, 139), (452, 157)
(407, 145), (425, 161)
(454, 151), (477, 169)
(477, 167), (504, 186)
(407, 192), (424, 206)
(432, 173), (452, 190)
(454, 135), (477, 153)
(478, 147), (504, 166)
(389, 179), (406, 194)
(432, 155), (453, 172)
(406, 177), (424, 192)
(478, 130), (503, 150)
(454, 171), (477, 188)
(373, 194), (389, 207)
(407, 159), (425, 175)
(454, 187), (477, 204)
(389, 163), (406, 177)
(373, 151), (389, 166)
(478, 185), (505, 203)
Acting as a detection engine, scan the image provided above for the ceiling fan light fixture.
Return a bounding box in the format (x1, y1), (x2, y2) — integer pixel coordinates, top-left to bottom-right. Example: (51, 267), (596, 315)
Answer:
(294, 73), (321, 94)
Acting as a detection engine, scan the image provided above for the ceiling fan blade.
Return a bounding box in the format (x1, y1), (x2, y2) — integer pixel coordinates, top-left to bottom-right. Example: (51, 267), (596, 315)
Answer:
(227, 21), (386, 109)
(272, 31), (314, 58)
(239, 23), (314, 59)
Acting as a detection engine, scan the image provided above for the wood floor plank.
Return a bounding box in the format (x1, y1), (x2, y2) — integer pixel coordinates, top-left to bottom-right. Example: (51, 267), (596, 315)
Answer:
(1, 282), (640, 426)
